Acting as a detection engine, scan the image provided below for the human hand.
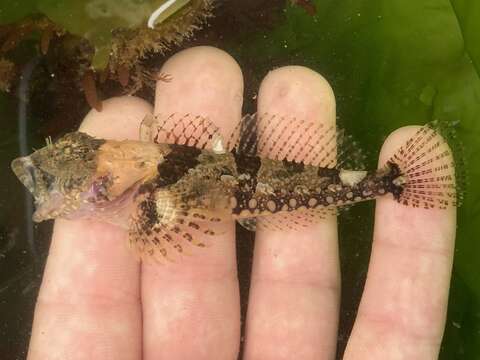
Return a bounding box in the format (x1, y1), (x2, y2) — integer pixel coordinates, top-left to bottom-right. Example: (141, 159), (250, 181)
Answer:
(27, 46), (456, 360)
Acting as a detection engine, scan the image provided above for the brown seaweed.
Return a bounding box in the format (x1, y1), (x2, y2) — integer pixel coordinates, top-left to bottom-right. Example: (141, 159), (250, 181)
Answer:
(0, 1), (215, 107)
(81, 70), (103, 112)
(0, 58), (15, 92)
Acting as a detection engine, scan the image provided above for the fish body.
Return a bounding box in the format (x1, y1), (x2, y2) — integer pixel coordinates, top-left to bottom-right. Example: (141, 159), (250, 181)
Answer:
(12, 137), (398, 222)
(11, 114), (461, 260)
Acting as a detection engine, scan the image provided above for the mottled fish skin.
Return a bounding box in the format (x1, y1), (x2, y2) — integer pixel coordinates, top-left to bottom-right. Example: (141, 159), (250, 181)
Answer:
(11, 132), (165, 225)
(11, 117), (461, 262)
(11, 118), (459, 233)
(228, 156), (399, 218)
(131, 144), (238, 238)
(11, 132), (388, 222)
(116, 143), (400, 223)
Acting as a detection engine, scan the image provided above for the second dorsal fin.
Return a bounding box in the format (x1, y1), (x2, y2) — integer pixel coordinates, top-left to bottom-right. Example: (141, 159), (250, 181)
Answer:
(227, 113), (365, 170)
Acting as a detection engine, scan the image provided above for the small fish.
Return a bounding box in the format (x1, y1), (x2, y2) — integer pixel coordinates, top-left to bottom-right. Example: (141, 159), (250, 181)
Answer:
(11, 113), (462, 262)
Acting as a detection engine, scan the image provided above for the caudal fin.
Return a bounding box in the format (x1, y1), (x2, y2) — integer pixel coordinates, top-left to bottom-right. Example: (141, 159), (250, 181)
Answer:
(387, 121), (465, 209)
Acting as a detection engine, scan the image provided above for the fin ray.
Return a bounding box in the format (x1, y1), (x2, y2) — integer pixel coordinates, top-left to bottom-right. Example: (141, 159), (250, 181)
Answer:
(128, 188), (227, 262)
(140, 113), (223, 150)
(388, 120), (465, 209)
(256, 207), (337, 232)
(227, 113), (365, 170)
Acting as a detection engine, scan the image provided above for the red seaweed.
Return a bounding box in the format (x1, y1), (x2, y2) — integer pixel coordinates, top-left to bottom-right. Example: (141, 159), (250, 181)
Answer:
(82, 70), (103, 112)
(40, 27), (53, 55)
(117, 65), (130, 87)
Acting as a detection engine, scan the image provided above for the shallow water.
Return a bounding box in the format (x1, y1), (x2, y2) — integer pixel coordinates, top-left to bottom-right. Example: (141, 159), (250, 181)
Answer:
(1, 1), (480, 358)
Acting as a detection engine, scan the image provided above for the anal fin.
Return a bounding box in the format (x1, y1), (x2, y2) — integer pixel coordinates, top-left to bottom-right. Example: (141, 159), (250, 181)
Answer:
(257, 207), (337, 232)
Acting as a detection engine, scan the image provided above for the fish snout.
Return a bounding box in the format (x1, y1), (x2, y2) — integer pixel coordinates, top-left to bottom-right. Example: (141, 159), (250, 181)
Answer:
(11, 156), (37, 195)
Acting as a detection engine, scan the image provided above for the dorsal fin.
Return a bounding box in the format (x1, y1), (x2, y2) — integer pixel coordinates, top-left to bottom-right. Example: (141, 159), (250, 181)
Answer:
(229, 113), (357, 229)
(227, 113), (337, 166)
(227, 113), (365, 169)
(140, 113), (223, 150)
(141, 112), (365, 170)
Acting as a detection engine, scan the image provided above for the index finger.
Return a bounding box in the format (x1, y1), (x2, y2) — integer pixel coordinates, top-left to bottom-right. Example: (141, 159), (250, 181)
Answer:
(28, 96), (153, 360)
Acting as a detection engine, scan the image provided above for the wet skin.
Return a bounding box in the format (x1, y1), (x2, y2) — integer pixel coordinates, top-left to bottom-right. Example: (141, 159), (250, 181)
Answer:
(26, 46), (456, 360)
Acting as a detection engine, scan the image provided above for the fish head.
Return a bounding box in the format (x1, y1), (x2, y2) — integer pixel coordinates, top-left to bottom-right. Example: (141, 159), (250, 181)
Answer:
(12, 131), (175, 224)
(11, 132), (110, 222)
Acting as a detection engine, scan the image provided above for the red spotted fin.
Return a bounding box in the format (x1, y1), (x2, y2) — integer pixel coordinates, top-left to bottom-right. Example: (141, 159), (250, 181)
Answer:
(386, 120), (464, 209)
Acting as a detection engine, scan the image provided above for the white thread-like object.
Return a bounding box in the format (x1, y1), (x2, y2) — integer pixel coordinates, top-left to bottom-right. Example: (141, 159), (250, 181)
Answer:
(147, 0), (180, 29)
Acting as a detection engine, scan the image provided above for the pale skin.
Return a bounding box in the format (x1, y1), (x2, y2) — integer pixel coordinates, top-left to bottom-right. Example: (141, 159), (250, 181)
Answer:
(27, 46), (456, 360)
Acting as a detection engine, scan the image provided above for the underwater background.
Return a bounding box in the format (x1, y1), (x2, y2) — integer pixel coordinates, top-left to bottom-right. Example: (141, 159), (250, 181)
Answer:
(0, 0), (479, 358)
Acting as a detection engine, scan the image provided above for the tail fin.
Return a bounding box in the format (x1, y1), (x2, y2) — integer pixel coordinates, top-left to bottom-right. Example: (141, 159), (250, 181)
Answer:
(387, 120), (465, 209)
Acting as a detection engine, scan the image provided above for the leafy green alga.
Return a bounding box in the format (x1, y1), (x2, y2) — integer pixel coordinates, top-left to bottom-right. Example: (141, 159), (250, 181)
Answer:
(227, 0), (480, 357)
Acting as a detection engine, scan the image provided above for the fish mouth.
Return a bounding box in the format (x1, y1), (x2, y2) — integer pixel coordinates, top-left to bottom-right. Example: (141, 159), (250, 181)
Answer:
(31, 192), (67, 222)
(11, 156), (66, 222)
(11, 156), (37, 195)
(12, 155), (138, 224)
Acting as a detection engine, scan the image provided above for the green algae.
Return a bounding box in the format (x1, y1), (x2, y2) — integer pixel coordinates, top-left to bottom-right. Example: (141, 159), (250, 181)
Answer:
(0, 0), (213, 85)
(37, 0), (195, 69)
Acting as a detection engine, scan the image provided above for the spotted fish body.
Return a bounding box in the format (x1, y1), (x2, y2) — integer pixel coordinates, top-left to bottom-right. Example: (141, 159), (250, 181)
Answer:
(134, 146), (396, 222)
(11, 114), (461, 261)
(229, 157), (399, 218)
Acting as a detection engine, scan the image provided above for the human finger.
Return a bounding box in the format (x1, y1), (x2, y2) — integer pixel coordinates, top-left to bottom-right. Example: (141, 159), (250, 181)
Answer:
(244, 66), (340, 360)
(142, 46), (243, 360)
(344, 126), (457, 359)
(28, 96), (153, 360)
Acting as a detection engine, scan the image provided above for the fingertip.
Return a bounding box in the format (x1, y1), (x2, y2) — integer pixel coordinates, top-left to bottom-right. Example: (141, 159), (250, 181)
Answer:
(258, 65), (336, 125)
(79, 96), (153, 140)
(160, 46), (241, 76)
(378, 125), (422, 167)
(377, 124), (457, 223)
(154, 46), (244, 133)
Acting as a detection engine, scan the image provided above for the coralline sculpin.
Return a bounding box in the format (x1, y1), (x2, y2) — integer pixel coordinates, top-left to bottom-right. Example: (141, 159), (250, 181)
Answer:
(11, 114), (462, 262)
